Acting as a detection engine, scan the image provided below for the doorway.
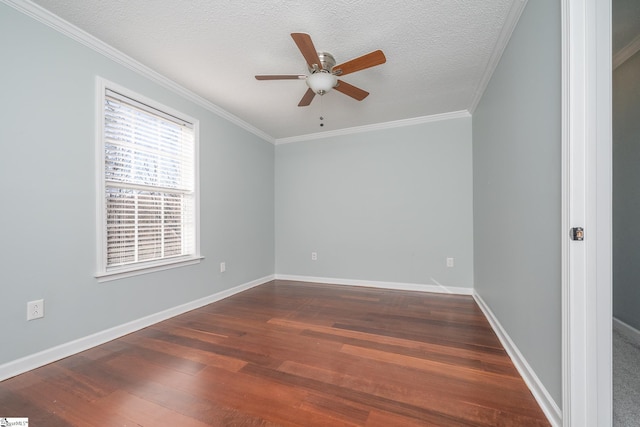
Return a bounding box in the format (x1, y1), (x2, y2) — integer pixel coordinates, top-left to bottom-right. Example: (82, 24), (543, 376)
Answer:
(612, 0), (640, 423)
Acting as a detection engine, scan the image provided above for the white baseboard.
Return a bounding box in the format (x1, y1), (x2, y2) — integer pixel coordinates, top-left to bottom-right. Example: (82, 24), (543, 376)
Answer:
(0, 274), (274, 382)
(473, 292), (562, 427)
(613, 317), (640, 346)
(274, 274), (473, 295)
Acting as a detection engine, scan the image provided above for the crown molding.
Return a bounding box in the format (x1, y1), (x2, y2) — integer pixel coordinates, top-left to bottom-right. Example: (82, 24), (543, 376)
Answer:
(468, 0), (529, 113)
(613, 33), (640, 70)
(3, 0), (526, 145)
(275, 110), (471, 145)
(1, 0), (276, 144)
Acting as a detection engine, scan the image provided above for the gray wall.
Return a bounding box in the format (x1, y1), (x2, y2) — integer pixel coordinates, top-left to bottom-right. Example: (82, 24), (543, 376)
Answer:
(0, 3), (274, 365)
(613, 50), (640, 331)
(472, 0), (562, 407)
(275, 117), (474, 288)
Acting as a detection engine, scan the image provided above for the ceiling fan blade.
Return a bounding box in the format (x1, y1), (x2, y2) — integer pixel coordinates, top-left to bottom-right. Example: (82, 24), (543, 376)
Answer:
(255, 75), (306, 80)
(334, 80), (369, 101)
(291, 33), (323, 70)
(333, 50), (386, 76)
(298, 88), (316, 107)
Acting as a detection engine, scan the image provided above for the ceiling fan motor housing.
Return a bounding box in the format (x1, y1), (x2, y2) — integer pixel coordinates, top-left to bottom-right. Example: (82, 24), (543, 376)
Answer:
(309, 52), (337, 73)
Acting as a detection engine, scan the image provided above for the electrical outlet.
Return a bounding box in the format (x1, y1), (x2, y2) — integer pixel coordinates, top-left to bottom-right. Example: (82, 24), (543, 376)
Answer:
(446, 257), (454, 268)
(311, 252), (318, 261)
(27, 299), (44, 321)
(220, 262), (226, 273)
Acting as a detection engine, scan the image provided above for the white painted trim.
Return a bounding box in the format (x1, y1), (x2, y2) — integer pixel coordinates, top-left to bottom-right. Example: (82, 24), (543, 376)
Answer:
(613, 317), (640, 347)
(561, 0), (613, 426)
(0, 0), (275, 145)
(274, 110), (471, 145)
(468, 0), (528, 113)
(95, 76), (107, 276)
(95, 256), (205, 283)
(560, 1), (576, 424)
(0, 275), (275, 382)
(613, 33), (640, 70)
(473, 292), (562, 427)
(274, 274), (473, 295)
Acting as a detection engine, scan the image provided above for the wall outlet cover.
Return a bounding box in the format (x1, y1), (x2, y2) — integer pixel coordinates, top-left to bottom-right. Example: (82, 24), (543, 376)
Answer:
(27, 299), (44, 321)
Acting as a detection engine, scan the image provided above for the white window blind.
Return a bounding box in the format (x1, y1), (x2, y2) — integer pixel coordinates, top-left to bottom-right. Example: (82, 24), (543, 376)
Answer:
(99, 85), (198, 277)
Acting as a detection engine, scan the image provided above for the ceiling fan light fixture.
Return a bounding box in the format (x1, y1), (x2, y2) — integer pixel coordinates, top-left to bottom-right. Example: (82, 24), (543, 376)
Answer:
(306, 71), (337, 95)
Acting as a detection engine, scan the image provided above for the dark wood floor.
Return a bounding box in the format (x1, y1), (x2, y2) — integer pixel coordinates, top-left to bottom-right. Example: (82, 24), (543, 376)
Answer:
(0, 280), (550, 426)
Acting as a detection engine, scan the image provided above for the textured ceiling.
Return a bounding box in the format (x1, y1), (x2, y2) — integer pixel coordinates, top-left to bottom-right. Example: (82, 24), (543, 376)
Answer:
(28, 0), (521, 141)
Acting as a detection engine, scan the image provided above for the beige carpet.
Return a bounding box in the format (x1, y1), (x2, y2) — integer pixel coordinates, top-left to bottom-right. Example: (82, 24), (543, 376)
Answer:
(613, 326), (640, 426)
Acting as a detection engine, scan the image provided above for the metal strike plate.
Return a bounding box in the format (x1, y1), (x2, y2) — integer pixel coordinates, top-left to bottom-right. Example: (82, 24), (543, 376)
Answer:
(570, 227), (584, 241)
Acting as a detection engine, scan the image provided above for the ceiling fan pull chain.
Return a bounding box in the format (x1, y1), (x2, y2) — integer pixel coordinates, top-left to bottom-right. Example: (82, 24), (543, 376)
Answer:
(319, 96), (325, 127)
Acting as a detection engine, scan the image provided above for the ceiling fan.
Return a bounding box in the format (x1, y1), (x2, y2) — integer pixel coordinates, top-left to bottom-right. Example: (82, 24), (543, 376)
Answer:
(255, 33), (386, 107)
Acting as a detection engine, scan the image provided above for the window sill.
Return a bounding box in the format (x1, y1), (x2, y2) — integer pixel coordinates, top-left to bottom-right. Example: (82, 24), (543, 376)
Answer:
(95, 256), (204, 283)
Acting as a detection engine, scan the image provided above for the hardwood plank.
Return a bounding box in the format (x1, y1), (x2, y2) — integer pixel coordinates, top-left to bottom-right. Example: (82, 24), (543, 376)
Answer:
(103, 356), (274, 426)
(276, 359), (541, 425)
(194, 365), (364, 427)
(0, 387), (70, 427)
(0, 280), (550, 426)
(4, 375), (136, 427)
(272, 319), (515, 376)
(299, 393), (370, 425)
(96, 390), (214, 427)
(339, 344), (530, 393)
(241, 362), (476, 426)
(301, 329), (518, 376)
(119, 333), (248, 372)
(366, 409), (454, 427)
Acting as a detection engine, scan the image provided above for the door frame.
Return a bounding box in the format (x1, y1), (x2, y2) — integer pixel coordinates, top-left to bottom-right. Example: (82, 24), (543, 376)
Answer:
(562, 0), (612, 425)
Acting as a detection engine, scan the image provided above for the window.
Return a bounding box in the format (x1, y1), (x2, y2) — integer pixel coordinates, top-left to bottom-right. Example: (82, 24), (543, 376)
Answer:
(96, 79), (200, 280)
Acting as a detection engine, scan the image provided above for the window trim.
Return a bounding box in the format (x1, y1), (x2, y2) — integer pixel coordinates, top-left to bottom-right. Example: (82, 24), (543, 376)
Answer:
(95, 77), (201, 282)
